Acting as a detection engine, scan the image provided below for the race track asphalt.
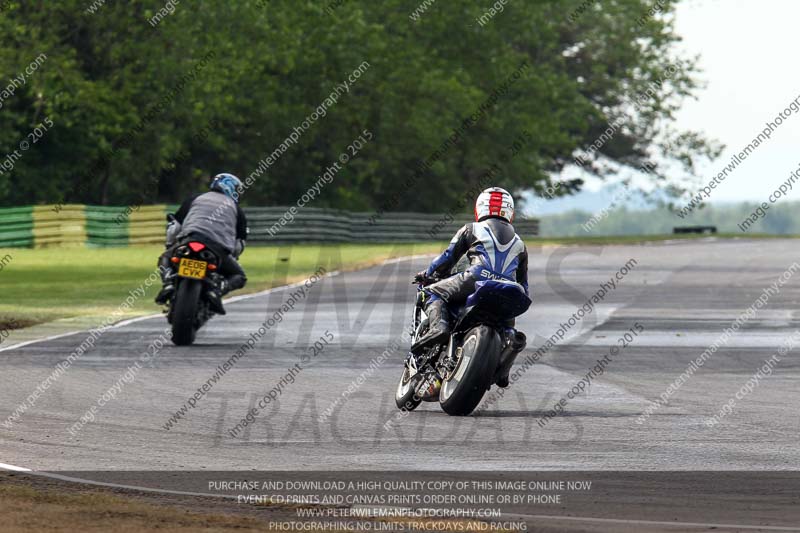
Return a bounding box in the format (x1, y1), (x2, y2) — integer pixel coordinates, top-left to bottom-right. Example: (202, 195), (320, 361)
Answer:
(2, 238), (800, 531)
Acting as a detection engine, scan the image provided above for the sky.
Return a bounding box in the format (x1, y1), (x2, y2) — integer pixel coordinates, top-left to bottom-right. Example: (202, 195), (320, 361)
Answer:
(673, 0), (800, 203)
(529, 0), (800, 215)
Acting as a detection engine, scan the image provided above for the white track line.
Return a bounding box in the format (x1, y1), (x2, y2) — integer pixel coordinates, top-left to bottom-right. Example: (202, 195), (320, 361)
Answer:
(0, 274), (340, 354)
(504, 512), (800, 532)
(0, 330), (88, 354)
(0, 256), (432, 510)
(0, 253), (435, 354)
(0, 463), (240, 500)
(0, 462), (31, 472)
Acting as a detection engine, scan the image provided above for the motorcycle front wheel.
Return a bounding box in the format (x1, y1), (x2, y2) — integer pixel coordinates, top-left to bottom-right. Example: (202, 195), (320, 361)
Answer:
(395, 360), (424, 411)
(171, 279), (202, 346)
(439, 325), (500, 416)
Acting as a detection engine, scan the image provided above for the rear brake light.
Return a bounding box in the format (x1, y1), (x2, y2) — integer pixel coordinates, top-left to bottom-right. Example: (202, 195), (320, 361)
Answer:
(188, 242), (206, 252)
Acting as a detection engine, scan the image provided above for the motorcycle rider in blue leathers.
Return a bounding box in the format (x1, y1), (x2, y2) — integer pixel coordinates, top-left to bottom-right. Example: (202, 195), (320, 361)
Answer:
(412, 187), (529, 387)
(154, 173), (248, 315)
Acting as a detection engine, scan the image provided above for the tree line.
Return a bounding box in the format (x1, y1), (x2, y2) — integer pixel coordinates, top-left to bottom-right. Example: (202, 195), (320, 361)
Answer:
(0, 0), (716, 212)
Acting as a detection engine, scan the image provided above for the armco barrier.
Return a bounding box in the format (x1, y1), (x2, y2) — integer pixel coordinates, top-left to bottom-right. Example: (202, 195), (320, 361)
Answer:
(0, 205), (538, 247)
(245, 208), (539, 243)
(0, 206), (34, 247)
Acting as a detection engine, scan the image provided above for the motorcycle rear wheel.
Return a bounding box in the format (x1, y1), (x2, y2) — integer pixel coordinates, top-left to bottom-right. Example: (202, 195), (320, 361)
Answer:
(171, 279), (202, 346)
(439, 325), (499, 416)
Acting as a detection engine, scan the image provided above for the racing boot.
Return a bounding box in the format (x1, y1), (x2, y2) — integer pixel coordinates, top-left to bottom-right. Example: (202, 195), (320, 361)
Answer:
(155, 284), (175, 305)
(411, 298), (450, 353)
(494, 330), (527, 388)
(207, 273), (245, 316)
(224, 273), (247, 294)
(206, 278), (228, 315)
(154, 255), (176, 305)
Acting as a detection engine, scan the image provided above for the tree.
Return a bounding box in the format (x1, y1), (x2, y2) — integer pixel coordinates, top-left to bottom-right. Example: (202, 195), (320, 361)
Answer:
(0, 0), (717, 212)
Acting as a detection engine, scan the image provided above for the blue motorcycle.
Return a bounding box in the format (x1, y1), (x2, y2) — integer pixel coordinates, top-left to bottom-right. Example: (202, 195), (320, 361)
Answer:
(395, 273), (530, 416)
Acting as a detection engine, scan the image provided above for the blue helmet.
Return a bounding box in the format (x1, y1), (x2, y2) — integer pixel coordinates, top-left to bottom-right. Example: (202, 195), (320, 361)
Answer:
(210, 173), (243, 202)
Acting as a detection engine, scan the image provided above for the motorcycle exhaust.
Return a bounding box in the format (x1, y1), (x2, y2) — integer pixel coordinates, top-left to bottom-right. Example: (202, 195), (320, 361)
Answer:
(494, 330), (527, 383)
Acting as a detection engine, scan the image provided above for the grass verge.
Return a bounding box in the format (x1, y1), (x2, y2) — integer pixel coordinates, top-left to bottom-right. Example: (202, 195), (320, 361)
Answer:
(0, 243), (442, 328)
(0, 474), (481, 533)
(0, 483), (280, 533)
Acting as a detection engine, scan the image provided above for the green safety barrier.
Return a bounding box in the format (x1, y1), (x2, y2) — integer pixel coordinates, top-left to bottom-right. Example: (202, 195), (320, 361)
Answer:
(0, 206), (34, 248)
(0, 205), (539, 248)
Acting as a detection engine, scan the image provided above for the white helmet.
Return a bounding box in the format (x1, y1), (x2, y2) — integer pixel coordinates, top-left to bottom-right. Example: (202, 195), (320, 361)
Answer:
(475, 187), (515, 222)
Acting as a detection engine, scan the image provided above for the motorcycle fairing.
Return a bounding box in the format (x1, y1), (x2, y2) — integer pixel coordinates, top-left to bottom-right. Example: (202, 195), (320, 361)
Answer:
(453, 279), (531, 331)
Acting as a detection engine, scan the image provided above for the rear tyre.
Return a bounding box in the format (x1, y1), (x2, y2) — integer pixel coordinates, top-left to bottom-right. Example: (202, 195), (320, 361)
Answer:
(439, 325), (500, 416)
(171, 280), (202, 346)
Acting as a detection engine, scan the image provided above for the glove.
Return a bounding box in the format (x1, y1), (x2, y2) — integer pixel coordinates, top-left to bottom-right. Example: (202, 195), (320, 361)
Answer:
(165, 215), (181, 248)
(413, 270), (429, 284)
(234, 239), (246, 258)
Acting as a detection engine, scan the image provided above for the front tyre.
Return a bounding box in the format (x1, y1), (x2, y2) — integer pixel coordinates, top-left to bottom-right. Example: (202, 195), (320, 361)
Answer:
(395, 360), (424, 412)
(439, 325), (500, 416)
(171, 279), (202, 346)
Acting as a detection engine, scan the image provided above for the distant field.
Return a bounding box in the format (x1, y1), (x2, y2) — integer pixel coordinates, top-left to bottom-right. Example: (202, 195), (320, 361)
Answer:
(538, 201), (800, 237)
(528, 232), (793, 246)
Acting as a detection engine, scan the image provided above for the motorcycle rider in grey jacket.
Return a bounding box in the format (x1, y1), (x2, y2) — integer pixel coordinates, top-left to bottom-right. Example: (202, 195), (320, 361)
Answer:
(154, 173), (248, 315)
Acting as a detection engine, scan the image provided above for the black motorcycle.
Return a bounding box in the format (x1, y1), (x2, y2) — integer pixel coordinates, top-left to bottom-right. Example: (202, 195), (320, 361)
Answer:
(164, 238), (225, 346)
(395, 273), (530, 416)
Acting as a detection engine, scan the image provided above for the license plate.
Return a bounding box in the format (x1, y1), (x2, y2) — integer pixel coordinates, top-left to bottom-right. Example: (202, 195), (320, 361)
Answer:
(178, 258), (207, 279)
